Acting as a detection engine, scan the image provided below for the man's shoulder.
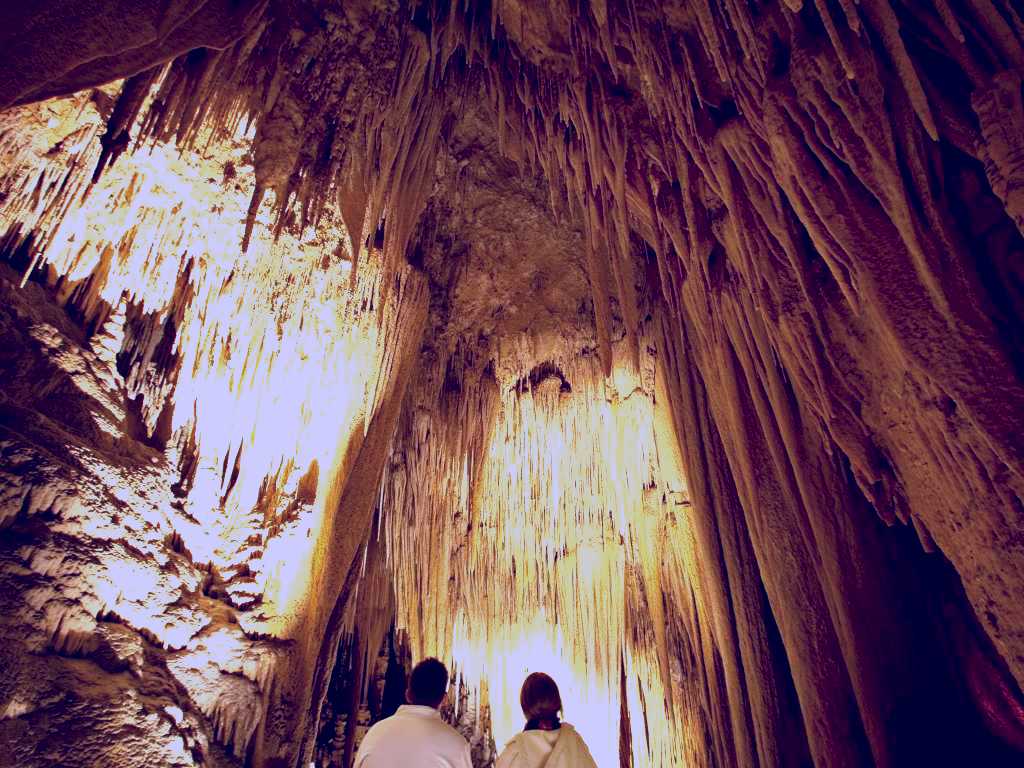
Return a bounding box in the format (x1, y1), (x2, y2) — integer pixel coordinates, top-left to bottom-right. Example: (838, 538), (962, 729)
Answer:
(366, 710), (467, 741)
(364, 712), (399, 731)
(360, 708), (469, 758)
(431, 717), (471, 746)
(360, 711), (406, 743)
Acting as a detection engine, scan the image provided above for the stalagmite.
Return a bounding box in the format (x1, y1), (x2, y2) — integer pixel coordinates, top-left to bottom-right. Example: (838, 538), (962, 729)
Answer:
(1, 1), (1024, 767)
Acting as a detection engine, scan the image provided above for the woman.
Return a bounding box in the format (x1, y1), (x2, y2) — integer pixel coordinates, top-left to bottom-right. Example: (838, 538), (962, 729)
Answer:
(495, 672), (598, 768)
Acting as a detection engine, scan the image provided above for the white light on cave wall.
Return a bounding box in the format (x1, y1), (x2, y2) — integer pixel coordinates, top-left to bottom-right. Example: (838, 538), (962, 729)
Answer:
(451, 610), (619, 767)
(0, 69), (708, 768)
(1, 88), (402, 644)
(385, 347), (695, 766)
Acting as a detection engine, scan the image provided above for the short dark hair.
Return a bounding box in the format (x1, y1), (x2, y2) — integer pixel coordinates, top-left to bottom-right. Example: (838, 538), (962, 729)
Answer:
(407, 658), (449, 708)
(520, 672), (562, 720)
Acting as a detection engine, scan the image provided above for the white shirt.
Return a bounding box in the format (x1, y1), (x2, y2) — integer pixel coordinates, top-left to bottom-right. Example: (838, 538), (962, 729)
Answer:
(354, 705), (473, 768)
(495, 724), (597, 768)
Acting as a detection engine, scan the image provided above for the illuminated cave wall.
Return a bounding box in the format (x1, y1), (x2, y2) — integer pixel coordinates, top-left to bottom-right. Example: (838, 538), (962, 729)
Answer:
(1, 1), (1024, 768)
(381, 329), (693, 766)
(0, 82), (430, 765)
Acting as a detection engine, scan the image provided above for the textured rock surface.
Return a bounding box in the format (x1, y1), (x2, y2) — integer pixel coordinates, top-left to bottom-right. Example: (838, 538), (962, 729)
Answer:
(1, 1), (1024, 767)
(0, 266), (275, 767)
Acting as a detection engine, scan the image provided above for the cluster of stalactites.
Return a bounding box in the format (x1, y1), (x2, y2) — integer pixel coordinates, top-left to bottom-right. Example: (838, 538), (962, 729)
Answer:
(471, 0), (1022, 375)
(107, 0), (1023, 381)
(0, 78), (422, 639)
(0, 2), (650, 378)
(379, 327), (697, 766)
(6, 1), (1021, 380)
(87, 4), (452, 305)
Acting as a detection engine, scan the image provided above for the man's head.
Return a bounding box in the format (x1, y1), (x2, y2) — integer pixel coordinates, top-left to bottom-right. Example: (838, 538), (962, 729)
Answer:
(406, 657), (449, 708)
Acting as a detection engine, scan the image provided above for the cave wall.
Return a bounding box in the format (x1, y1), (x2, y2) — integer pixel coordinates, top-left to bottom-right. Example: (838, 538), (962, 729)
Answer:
(0, 80), (429, 766)
(0, 263), (281, 766)
(470, 1), (1024, 763)
(379, 329), (686, 765)
(1, 1), (1024, 767)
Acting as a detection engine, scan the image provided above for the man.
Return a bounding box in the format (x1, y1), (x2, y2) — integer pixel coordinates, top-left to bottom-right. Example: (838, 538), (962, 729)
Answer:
(355, 657), (473, 768)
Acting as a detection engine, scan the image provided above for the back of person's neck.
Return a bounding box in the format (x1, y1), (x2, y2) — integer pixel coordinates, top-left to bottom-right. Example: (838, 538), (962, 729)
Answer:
(401, 702), (441, 715)
(524, 716), (561, 732)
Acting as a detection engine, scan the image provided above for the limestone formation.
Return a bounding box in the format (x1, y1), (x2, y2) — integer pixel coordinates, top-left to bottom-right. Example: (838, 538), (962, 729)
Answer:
(1, 1), (1023, 767)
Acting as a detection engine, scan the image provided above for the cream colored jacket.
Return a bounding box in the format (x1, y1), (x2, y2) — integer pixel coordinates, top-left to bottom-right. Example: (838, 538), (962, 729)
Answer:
(495, 724), (598, 768)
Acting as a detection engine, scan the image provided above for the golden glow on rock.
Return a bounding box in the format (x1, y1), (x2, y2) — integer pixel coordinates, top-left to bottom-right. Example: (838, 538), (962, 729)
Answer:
(384, 340), (694, 766)
(451, 613), (621, 762)
(0, 90), (401, 639)
(3, 83), (699, 765)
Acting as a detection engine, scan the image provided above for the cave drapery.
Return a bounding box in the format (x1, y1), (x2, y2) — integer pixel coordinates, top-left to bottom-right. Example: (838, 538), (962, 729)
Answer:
(1, 1), (1023, 766)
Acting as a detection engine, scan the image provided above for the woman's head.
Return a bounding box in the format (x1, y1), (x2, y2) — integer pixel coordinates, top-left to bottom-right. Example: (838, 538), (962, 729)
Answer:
(520, 672), (562, 721)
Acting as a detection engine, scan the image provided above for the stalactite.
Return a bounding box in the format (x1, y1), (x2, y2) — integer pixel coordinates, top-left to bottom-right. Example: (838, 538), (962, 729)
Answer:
(0, 39), (430, 765)
(379, 325), (693, 767)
